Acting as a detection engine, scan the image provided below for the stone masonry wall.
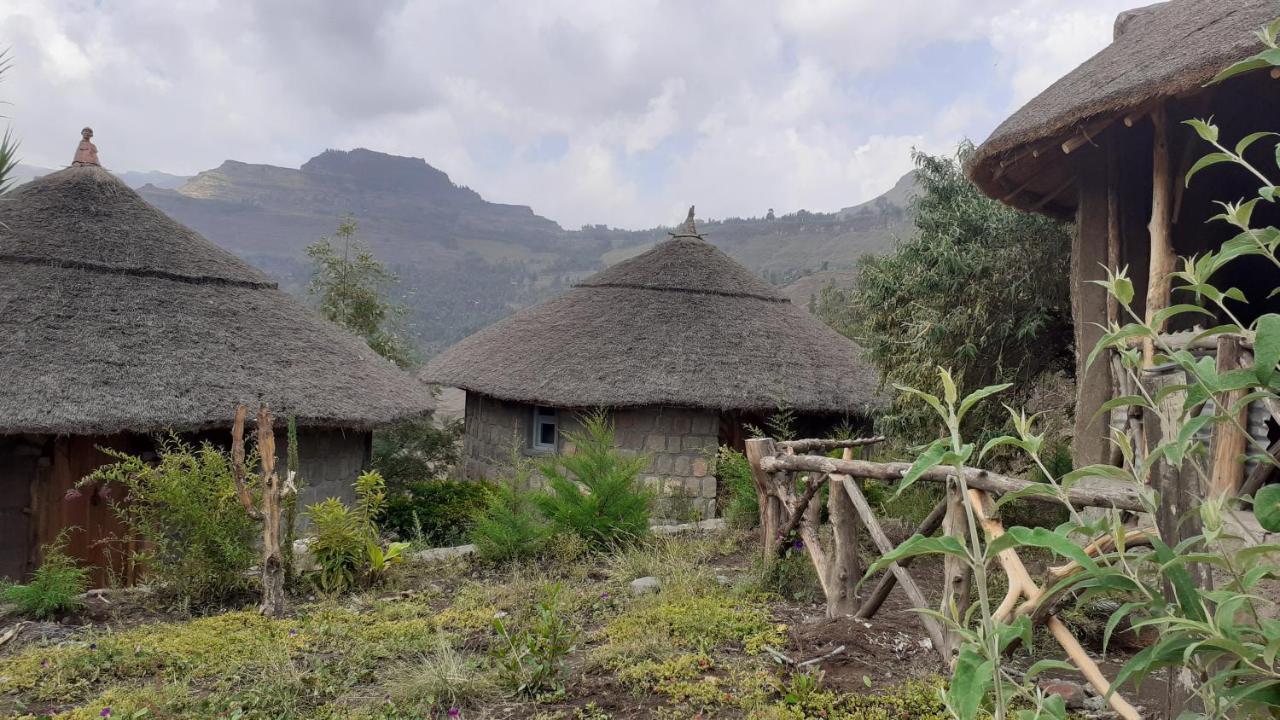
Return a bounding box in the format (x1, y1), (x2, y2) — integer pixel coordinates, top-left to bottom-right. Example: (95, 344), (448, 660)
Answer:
(461, 393), (719, 521)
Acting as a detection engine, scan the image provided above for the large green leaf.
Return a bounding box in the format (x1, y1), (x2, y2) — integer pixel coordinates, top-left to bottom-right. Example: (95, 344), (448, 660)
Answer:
(892, 439), (947, 499)
(1256, 314), (1280, 386)
(987, 527), (1097, 571)
(1184, 151), (1234, 186)
(946, 644), (992, 720)
(1255, 485), (1280, 533)
(862, 534), (969, 579)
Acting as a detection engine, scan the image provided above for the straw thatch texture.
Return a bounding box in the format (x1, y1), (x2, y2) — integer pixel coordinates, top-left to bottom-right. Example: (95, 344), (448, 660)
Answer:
(423, 237), (881, 414)
(969, 0), (1274, 207)
(0, 166), (433, 435)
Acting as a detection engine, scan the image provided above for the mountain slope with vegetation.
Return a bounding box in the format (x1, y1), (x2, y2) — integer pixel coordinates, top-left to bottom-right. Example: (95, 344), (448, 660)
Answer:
(127, 149), (914, 353)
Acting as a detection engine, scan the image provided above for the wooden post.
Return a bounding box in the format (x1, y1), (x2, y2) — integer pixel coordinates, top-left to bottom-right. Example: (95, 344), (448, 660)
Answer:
(939, 477), (971, 661)
(1106, 140), (1121, 327)
(231, 404), (290, 618)
(1209, 335), (1248, 498)
(745, 438), (784, 561)
(1144, 104), (1175, 366)
(1142, 370), (1204, 717)
(839, 476), (948, 662)
(825, 447), (863, 617)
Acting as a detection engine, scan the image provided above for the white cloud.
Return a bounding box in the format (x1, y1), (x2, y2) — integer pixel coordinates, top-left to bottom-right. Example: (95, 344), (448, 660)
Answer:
(0, 0), (1133, 228)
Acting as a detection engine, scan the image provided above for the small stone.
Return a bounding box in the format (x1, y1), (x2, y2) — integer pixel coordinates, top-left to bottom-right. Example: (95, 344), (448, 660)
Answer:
(630, 576), (661, 595)
(1038, 679), (1087, 709)
(715, 574), (732, 586)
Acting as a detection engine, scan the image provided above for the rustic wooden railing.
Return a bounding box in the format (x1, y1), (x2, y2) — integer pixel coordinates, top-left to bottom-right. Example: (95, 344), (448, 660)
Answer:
(746, 436), (1144, 720)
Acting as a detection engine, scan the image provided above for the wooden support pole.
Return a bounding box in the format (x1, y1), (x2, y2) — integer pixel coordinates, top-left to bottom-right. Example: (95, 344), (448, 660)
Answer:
(1209, 335), (1248, 498)
(746, 438), (784, 561)
(856, 499), (947, 620)
(758, 454), (1145, 512)
(777, 436), (884, 453)
(1106, 141), (1121, 326)
(839, 476), (948, 663)
(939, 478), (971, 661)
(1144, 104), (1175, 366)
(826, 450), (863, 617)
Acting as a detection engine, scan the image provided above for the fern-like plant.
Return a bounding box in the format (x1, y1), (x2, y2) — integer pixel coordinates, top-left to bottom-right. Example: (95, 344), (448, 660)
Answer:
(3, 531), (90, 619)
(470, 462), (550, 563)
(534, 411), (652, 550)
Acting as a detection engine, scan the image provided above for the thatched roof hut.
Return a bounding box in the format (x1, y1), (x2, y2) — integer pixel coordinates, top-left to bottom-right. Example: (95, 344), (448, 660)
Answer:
(0, 163), (433, 581)
(424, 209), (880, 518)
(0, 165), (432, 433)
(423, 213), (879, 415)
(967, 0), (1280, 537)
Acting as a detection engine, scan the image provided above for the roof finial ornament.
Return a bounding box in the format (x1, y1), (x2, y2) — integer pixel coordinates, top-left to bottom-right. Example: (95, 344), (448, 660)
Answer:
(72, 127), (100, 167)
(669, 205), (704, 240)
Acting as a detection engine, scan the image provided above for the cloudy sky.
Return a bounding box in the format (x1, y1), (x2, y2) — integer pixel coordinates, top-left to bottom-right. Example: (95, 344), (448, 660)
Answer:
(1, 0), (1133, 229)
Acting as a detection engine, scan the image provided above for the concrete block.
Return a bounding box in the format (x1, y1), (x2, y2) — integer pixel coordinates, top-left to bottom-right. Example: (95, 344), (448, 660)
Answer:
(701, 476), (717, 497)
(692, 457), (708, 477)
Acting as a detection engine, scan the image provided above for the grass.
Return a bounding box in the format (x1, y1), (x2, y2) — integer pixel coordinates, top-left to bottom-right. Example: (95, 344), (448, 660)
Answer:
(1, 529), (947, 720)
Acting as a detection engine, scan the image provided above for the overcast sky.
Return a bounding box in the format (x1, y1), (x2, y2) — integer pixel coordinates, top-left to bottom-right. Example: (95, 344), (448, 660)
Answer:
(1, 0), (1133, 229)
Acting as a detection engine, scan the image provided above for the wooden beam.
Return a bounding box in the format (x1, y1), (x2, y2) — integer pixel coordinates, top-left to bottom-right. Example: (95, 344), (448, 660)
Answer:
(1106, 142), (1121, 326)
(1209, 335), (1249, 498)
(1144, 104), (1175, 366)
(745, 438), (784, 561)
(777, 436), (885, 453)
(1029, 175), (1076, 211)
(839, 476), (949, 662)
(758, 454), (1145, 512)
(856, 499), (947, 621)
(826, 450), (864, 617)
(939, 478), (971, 661)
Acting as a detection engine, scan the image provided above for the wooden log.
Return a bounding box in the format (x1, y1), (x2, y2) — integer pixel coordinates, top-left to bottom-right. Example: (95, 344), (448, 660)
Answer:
(1209, 335), (1249, 498)
(826, 448), (864, 617)
(1240, 436), (1280, 498)
(777, 436), (885, 453)
(939, 478), (971, 661)
(856, 499), (947, 621)
(1106, 143), (1121, 326)
(967, 489), (1141, 720)
(772, 473), (828, 561)
(838, 476), (948, 663)
(255, 406), (287, 618)
(1144, 104), (1175, 366)
(746, 438), (784, 561)
(758, 454), (1144, 512)
(229, 405), (263, 521)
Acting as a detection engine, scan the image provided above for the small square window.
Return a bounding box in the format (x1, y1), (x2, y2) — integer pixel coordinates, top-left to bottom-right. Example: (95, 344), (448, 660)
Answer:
(532, 406), (558, 451)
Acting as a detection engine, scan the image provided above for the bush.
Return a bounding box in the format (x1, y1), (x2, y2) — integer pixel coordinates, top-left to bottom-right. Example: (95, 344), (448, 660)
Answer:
(371, 415), (463, 488)
(535, 411), (652, 550)
(305, 470), (406, 593)
(713, 446), (758, 528)
(470, 465), (550, 563)
(2, 531), (89, 619)
(382, 479), (494, 546)
(83, 437), (258, 606)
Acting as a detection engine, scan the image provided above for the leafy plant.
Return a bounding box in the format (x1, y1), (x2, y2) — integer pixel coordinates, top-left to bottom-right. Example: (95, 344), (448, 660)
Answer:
(83, 437), (258, 606)
(0, 48), (19, 195)
(307, 216), (414, 367)
(713, 446), (759, 528)
(470, 463), (550, 563)
(535, 411), (652, 550)
(2, 530), (89, 619)
(382, 478), (494, 546)
(492, 583), (579, 698)
(305, 470), (405, 593)
(372, 414), (464, 489)
(817, 144), (1072, 442)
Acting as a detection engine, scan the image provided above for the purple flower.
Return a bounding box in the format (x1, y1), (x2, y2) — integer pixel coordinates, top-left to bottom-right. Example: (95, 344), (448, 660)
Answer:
(40, 658), (49, 669)
(448, 709), (461, 718)
(89, 642), (97, 651)
(64, 487), (83, 501)
(289, 628), (298, 637)
(792, 539), (804, 550)
(100, 709), (112, 718)
(600, 592), (609, 600)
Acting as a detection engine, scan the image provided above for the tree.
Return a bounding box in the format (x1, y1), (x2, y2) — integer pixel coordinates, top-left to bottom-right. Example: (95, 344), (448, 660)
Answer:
(0, 48), (21, 194)
(306, 217), (413, 367)
(817, 143), (1072, 441)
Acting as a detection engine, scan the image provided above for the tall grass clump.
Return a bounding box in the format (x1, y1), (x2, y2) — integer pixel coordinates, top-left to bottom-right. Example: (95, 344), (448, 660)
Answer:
(2, 531), (90, 619)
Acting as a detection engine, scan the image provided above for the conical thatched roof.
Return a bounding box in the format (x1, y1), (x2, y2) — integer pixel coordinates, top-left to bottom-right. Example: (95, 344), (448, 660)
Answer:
(969, 0), (1275, 213)
(422, 215), (881, 414)
(0, 165), (433, 435)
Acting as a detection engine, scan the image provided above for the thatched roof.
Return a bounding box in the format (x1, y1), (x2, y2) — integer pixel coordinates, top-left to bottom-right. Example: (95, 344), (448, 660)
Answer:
(969, 0), (1275, 213)
(422, 219), (881, 415)
(0, 166), (433, 435)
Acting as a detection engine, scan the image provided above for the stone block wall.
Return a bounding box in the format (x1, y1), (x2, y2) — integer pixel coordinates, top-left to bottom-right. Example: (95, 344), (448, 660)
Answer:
(461, 393), (720, 521)
(293, 428), (372, 524)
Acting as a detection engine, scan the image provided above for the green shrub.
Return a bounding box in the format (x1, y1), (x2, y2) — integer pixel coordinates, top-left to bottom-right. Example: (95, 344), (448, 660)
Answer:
(492, 583), (579, 698)
(2, 531), (89, 619)
(470, 465), (550, 563)
(371, 415), (463, 487)
(535, 411), (652, 550)
(713, 446), (758, 528)
(305, 470), (406, 593)
(382, 479), (494, 546)
(83, 437), (257, 606)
